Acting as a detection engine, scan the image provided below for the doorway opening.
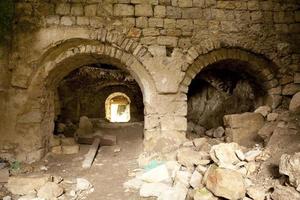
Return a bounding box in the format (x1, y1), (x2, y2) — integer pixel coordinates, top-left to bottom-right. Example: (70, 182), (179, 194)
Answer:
(105, 92), (131, 123)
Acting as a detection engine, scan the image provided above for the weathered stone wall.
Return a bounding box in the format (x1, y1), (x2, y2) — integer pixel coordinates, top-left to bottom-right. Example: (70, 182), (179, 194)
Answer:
(1, 0), (300, 162)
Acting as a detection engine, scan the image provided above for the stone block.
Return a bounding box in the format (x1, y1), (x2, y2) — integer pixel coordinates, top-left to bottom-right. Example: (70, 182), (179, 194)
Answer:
(56, 3), (70, 15)
(45, 15), (60, 25)
(131, 0), (158, 4)
(84, 4), (97, 16)
(289, 92), (300, 112)
(136, 17), (148, 28)
(166, 6), (182, 18)
(205, 166), (246, 199)
(77, 16), (90, 25)
(62, 145), (80, 154)
(164, 18), (176, 28)
(182, 8), (202, 18)
(178, 0), (192, 7)
(224, 112), (264, 147)
(143, 28), (160, 36)
(127, 27), (141, 38)
(282, 83), (300, 95)
(114, 4), (134, 16)
(135, 4), (153, 17)
(176, 19), (193, 30)
(6, 175), (51, 195)
(148, 18), (164, 28)
(154, 5), (166, 17)
(51, 146), (62, 154)
(60, 16), (75, 26)
(157, 36), (178, 47)
(71, 4), (84, 16)
(295, 73), (300, 83)
(193, 0), (205, 8)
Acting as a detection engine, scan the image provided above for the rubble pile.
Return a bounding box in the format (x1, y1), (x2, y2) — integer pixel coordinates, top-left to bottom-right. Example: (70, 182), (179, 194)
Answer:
(3, 175), (93, 200)
(124, 103), (300, 200)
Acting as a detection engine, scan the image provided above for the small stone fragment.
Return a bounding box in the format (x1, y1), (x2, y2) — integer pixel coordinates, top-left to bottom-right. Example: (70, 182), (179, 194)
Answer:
(254, 106), (271, 117)
(37, 182), (64, 200)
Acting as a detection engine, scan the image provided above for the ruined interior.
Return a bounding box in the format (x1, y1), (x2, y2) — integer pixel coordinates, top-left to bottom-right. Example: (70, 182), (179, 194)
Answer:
(0, 0), (300, 199)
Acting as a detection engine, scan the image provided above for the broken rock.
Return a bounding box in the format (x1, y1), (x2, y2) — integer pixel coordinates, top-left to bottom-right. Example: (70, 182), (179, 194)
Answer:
(5, 175), (51, 195)
(140, 182), (171, 197)
(177, 148), (208, 168)
(189, 170), (203, 189)
(193, 188), (218, 200)
(210, 143), (241, 168)
(254, 105), (271, 117)
(271, 184), (300, 200)
(37, 182), (63, 200)
(279, 152), (300, 190)
(139, 164), (170, 183)
(224, 112), (264, 147)
(76, 178), (92, 191)
(289, 92), (300, 113)
(205, 165), (246, 200)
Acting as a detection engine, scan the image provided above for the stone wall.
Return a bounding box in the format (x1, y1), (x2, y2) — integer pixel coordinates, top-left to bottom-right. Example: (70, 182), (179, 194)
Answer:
(1, 0), (300, 162)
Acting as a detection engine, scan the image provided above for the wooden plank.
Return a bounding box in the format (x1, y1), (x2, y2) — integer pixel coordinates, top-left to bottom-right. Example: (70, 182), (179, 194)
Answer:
(82, 138), (101, 169)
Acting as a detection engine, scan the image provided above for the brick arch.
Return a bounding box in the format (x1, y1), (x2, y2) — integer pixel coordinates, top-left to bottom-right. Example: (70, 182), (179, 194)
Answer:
(180, 48), (280, 98)
(15, 38), (156, 162)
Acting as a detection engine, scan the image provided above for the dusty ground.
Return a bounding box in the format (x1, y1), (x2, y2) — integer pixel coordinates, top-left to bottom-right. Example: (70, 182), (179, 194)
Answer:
(35, 122), (144, 200)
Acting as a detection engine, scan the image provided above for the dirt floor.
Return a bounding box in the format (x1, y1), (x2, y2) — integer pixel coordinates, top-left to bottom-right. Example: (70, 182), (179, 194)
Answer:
(35, 122), (144, 200)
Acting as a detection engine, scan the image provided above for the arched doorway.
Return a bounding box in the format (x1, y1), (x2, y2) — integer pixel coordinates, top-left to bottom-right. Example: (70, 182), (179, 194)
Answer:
(16, 39), (156, 161)
(181, 48), (279, 141)
(105, 92), (131, 122)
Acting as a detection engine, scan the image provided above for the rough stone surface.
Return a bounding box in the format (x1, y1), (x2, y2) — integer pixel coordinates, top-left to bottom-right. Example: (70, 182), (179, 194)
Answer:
(271, 185), (300, 200)
(37, 182), (63, 200)
(205, 165), (246, 199)
(5, 175), (51, 195)
(224, 112), (264, 147)
(279, 152), (300, 190)
(289, 92), (300, 112)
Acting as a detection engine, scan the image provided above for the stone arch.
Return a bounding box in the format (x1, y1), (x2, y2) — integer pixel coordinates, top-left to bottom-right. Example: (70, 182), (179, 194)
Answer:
(105, 92), (131, 122)
(180, 48), (281, 108)
(15, 38), (156, 162)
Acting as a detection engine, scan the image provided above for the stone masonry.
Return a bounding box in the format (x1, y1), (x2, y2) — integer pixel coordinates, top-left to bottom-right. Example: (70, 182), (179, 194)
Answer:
(0, 0), (299, 162)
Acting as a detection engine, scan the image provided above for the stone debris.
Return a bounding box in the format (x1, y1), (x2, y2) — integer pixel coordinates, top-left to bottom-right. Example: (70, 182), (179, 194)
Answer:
(139, 164), (170, 183)
(224, 112), (264, 147)
(193, 188), (218, 200)
(254, 105), (272, 117)
(279, 152), (300, 191)
(210, 142), (241, 168)
(246, 186), (266, 200)
(123, 135), (280, 200)
(189, 170), (202, 189)
(37, 182), (64, 199)
(140, 182), (171, 197)
(76, 178), (93, 191)
(271, 184), (300, 200)
(5, 175), (51, 195)
(204, 165), (246, 200)
(289, 92), (300, 113)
